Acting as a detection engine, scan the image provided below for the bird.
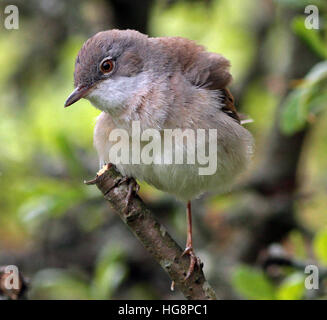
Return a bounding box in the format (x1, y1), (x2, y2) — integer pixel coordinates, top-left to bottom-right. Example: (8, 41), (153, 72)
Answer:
(65, 29), (253, 279)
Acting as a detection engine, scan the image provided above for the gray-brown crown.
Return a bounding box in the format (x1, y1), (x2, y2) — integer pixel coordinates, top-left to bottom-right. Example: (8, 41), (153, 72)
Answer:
(73, 29), (233, 94)
(74, 29), (148, 88)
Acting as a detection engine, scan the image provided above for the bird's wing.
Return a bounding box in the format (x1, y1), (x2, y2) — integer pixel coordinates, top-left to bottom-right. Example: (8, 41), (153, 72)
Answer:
(183, 45), (240, 124)
(219, 88), (240, 123)
(159, 37), (240, 123)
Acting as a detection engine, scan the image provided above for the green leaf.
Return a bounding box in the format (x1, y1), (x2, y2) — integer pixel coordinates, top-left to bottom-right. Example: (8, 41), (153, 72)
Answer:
(280, 90), (307, 134)
(313, 227), (327, 265)
(276, 273), (305, 300)
(306, 61), (327, 83)
(232, 265), (276, 300)
(280, 61), (327, 135)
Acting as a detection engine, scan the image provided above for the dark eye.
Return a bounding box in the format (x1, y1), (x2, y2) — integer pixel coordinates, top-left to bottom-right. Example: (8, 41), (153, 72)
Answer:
(100, 58), (114, 74)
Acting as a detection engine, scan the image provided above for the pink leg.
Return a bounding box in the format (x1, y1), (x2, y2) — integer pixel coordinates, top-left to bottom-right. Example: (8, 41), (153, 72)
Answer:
(182, 201), (201, 279)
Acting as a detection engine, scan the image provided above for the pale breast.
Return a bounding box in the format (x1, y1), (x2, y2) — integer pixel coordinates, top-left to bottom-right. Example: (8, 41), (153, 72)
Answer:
(94, 111), (253, 201)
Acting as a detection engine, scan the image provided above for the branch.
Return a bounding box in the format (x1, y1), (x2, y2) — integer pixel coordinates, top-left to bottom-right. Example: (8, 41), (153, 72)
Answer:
(85, 165), (217, 300)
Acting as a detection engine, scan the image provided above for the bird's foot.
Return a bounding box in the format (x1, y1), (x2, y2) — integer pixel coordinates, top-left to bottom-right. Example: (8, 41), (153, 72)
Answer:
(84, 164), (139, 213)
(182, 246), (201, 280)
(104, 176), (137, 203)
(123, 177), (140, 214)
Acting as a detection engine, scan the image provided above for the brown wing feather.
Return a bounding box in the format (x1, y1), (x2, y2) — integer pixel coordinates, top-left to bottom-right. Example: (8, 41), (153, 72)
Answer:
(161, 37), (240, 123)
(220, 88), (240, 123)
(184, 48), (240, 124)
(156, 37), (240, 123)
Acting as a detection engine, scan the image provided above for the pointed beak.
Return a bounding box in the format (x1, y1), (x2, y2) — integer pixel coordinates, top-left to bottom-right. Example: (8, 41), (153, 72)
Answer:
(64, 86), (91, 108)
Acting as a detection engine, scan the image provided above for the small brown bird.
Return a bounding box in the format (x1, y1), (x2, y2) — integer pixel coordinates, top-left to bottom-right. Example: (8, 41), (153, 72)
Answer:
(65, 29), (253, 279)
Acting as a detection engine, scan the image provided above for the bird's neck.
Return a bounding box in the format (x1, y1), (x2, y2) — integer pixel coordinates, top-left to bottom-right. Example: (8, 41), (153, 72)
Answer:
(87, 72), (153, 120)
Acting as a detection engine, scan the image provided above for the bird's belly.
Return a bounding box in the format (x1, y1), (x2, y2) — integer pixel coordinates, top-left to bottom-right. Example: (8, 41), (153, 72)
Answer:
(117, 162), (231, 201)
(96, 116), (253, 201)
(115, 139), (243, 201)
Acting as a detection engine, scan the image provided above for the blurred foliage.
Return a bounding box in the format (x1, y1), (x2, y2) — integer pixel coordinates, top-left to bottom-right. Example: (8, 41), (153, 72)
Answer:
(232, 265), (276, 299)
(275, 0), (326, 9)
(292, 17), (327, 59)
(29, 243), (128, 300)
(280, 60), (327, 135)
(150, 0), (256, 81)
(232, 263), (304, 300)
(0, 0), (327, 300)
(313, 228), (327, 265)
(232, 227), (327, 300)
(91, 243), (128, 299)
(276, 273), (306, 300)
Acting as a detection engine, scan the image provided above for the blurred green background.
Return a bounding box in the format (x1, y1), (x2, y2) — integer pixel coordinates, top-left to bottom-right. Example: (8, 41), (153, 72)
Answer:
(0, 0), (327, 299)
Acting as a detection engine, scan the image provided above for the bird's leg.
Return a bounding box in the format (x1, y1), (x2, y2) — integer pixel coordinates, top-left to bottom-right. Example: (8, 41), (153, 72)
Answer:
(182, 201), (201, 279)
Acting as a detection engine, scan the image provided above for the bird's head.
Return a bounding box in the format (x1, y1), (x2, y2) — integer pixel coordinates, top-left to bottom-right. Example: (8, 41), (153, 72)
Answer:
(64, 29), (150, 114)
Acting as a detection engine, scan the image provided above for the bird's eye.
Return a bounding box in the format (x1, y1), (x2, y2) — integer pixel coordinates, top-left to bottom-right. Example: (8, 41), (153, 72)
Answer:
(100, 58), (114, 74)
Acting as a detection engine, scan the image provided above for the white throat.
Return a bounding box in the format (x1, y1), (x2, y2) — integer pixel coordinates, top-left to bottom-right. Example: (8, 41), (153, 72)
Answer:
(86, 73), (150, 118)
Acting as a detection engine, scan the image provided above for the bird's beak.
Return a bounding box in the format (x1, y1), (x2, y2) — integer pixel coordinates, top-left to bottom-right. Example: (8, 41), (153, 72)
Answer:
(64, 86), (91, 108)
